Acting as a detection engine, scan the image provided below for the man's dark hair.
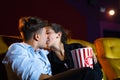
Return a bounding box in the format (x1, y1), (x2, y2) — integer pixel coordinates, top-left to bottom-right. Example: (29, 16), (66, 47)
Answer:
(18, 16), (47, 41)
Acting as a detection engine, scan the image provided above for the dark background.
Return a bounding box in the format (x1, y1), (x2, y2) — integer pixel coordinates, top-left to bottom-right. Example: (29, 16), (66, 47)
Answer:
(0, 0), (120, 42)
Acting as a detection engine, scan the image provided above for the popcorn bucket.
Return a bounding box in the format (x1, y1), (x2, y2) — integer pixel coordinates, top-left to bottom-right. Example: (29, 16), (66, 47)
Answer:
(71, 47), (93, 69)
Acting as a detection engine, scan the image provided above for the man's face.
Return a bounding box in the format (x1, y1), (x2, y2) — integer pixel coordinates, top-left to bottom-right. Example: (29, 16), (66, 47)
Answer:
(38, 28), (48, 48)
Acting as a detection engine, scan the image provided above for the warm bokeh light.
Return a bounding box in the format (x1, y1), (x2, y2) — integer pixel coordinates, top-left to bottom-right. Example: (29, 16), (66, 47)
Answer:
(108, 9), (115, 16)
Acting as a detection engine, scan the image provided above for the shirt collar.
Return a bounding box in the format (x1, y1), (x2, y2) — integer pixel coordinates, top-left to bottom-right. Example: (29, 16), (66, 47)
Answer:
(22, 42), (49, 55)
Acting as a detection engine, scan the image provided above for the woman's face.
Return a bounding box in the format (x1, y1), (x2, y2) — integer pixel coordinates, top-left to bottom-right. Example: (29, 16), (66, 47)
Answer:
(46, 26), (61, 48)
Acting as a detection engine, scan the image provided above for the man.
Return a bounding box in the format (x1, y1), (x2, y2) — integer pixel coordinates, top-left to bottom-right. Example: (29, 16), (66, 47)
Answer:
(2, 16), (52, 80)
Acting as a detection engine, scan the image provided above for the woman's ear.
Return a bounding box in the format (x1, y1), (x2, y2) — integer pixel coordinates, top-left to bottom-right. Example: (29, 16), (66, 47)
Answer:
(57, 32), (62, 38)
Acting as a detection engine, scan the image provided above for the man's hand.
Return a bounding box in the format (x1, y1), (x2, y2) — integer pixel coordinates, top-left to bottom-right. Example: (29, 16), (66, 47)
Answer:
(39, 74), (52, 80)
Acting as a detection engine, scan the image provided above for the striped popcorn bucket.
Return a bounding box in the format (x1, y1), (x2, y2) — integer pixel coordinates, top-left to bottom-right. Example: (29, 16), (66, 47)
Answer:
(71, 47), (93, 69)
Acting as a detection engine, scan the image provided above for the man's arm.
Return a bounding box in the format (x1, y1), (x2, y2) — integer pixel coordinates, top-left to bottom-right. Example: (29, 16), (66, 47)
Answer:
(39, 74), (52, 80)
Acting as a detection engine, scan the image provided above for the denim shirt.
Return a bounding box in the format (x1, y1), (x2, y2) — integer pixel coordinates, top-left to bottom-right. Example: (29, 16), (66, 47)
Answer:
(2, 42), (52, 80)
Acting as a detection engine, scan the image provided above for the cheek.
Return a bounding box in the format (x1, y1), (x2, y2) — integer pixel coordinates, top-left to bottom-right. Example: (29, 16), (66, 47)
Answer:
(48, 36), (56, 45)
(48, 34), (55, 40)
(49, 36), (55, 41)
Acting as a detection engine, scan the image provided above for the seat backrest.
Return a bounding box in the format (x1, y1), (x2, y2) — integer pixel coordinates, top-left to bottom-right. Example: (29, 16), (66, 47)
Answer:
(68, 38), (108, 80)
(67, 39), (96, 54)
(94, 37), (120, 80)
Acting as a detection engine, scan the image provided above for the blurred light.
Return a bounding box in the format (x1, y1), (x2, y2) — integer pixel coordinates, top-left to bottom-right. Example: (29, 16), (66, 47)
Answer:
(108, 9), (115, 16)
(100, 7), (106, 13)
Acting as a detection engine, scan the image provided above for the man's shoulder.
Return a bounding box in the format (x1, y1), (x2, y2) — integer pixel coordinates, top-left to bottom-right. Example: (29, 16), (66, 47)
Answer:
(9, 42), (30, 50)
(10, 42), (24, 47)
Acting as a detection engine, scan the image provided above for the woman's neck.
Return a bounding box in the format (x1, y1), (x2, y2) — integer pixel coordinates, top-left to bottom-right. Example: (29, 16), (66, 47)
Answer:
(51, 42), (65, 61)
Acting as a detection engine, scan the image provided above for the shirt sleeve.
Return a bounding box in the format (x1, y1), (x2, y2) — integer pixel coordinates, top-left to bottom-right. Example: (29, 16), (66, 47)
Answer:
(3, 43), (48, 80)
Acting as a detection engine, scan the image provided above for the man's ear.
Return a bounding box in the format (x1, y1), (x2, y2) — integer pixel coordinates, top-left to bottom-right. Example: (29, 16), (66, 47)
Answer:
(34, 33), (40, 41)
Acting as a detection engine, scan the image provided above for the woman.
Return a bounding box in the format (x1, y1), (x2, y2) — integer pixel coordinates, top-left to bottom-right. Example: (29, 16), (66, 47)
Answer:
(46, 23), (103, 80)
